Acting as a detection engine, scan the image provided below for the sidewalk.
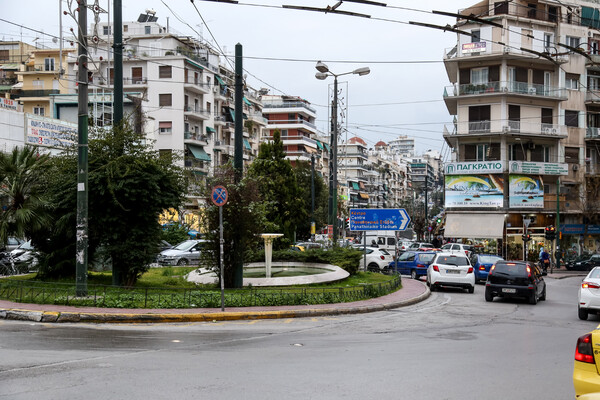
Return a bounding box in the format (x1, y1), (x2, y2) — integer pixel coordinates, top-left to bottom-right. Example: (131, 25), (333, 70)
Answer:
(0, 278), (430, 324)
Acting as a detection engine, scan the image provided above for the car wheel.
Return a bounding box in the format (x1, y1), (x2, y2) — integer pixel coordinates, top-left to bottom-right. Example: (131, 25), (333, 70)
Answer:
(430, 283), (436, 292)
(579, 306), (589, 321)
(177, 258), (189, 266)
(468, 286), (474, 294)
(368, 263), (379, 272)
(540, 286), (546, 301)
(529, 292), (538, 305)
(485, 290), (493, 302)
(410, 270), (418, 280)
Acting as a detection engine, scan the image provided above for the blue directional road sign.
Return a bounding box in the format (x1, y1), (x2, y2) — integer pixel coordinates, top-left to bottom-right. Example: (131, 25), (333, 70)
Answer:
(349, 208), (411, 231)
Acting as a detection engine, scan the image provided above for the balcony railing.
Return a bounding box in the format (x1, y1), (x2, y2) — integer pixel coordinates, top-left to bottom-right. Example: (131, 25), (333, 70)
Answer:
(184, 78), (210, 92)
(586, 127), (600, 139)
(16, 89), (60, 97)
(262, 101), (317, 114)
(184, 132), (208, 143)
(445, 121), (567, 137)
(268, 119), (317, 129)
(123, 77), (147, 85)
(184, 158), (209, 170)
(444, 81), (567, 99)
(184, 106), (210, 118)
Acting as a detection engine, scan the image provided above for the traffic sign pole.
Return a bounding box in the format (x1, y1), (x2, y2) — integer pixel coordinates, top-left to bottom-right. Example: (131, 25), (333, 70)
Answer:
(211, 186), (228, 311)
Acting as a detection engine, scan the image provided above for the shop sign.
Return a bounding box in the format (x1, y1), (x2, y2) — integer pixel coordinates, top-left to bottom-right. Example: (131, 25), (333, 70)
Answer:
(26, 114), (77, 149)
(462, 42), (486, 53)
(560, 224), (585, 234)
(587, 225), (600, 234)
(508, 175), (544, 208)
(444, 174), (504, 208)
(445, 161), (504, 175)
(0, 98), (21, 111)
(509, 161), (568, 176)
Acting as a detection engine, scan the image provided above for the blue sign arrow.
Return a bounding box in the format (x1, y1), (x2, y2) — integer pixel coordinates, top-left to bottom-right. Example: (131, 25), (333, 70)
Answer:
(349, 208), (411, 231)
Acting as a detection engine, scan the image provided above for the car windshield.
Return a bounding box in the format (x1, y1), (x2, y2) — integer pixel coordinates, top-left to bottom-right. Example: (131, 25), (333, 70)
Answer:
(420, 253), (436, 263)
(436, 255), (469, 266)
(479, 255), (503, 263)
(380, 249), (390, 255)
(494, 263), (528, 277)
(420, 244), (433, 248)
(588, 268), (600, 279)
(18, 240), (34, 251)
(173, 240), (197, 251)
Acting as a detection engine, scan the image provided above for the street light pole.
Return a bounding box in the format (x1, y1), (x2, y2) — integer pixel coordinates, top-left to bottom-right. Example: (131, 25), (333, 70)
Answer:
(315, 61), (370, 246)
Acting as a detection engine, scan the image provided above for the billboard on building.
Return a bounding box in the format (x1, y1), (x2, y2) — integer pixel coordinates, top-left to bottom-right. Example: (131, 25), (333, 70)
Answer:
(25, 114), (77, 149)
(508, 175), (544, 208)
(444, 174), (504, 208)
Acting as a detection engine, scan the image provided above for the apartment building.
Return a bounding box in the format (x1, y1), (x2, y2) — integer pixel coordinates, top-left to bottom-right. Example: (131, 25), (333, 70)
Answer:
(442, 0), (600, 256)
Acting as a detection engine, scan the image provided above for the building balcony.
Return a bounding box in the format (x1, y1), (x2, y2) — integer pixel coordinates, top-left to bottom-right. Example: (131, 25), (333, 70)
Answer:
(586, 90), (600, 104)
(15, 89), (60, 98)
(184, 132), (208, 146)
(262, 101), (317, 118)
(214, 140), (234, 155)
(214, 114), (226, 126)
(285, 150), (316, 161)
(184, 157), (209, 173)
(267, 118), (317, 134)
(184, 78), (210, 95)
(123, 77), (148, 86)
(443, 120), (567, 140)
(213, 86), (228, 101)
(443, 81), (567, 115)
(184, 106), (210, 120)
(266, 134), (317, 148)
(248, 111), (268, 125)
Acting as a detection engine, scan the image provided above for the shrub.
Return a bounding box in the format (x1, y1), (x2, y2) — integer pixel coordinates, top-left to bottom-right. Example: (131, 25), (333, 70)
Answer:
(245, 247), (362, 275)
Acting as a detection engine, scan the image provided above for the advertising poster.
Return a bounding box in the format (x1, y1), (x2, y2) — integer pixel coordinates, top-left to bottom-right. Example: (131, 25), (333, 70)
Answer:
(509, 175), (544, 208)
(444, 175), (504, 208)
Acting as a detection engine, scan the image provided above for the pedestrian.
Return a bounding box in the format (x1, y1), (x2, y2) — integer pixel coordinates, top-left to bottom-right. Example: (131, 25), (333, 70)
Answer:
(541, 248), (550, 272)
(432, 236), (441, 248)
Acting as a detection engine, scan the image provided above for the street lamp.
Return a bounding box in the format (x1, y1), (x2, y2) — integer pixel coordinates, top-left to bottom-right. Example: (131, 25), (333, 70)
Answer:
(315, 61), (370, 244)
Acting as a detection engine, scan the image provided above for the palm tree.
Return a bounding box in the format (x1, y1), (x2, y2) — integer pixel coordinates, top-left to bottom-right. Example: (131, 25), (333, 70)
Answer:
(0, 146), (50, 246)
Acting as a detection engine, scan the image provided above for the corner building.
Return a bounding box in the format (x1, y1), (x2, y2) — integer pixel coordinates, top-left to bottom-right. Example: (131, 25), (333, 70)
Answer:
(443, 0), (600, 259)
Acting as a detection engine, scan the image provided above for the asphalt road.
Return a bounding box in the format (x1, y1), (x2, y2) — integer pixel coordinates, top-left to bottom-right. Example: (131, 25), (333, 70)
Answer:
(0, 275), (593, 400)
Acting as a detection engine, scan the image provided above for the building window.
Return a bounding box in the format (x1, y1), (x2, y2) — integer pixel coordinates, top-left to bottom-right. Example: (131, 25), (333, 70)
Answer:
(33, 80), (44, 88)
(159, 121), (172, 134)
(103, 26), (111, 35)
(33, 107), (45, 116)
(565, 147), (579, 164)
(123, 25), (128, 32)
(544, 33), (553, 51)
(548, 6), (558, 22)
(494, 2), (508, 15)
(565, 110), (579, 127)
(0, 50), (9, 61)
(471, 67), (488, 84)
(468, 105), (491, 132)
(145, 26), (151, 34)
(471, 29), (481, 42)
(565, 74), (579, 90)
(527, 3), (536, 18)
(159, 66), (172, 79)
(530, 145), (550, 162)
(591, 40), (600, 55)
(509, 144), (526, 161)
(159, 94), (172, 107)
(567, 36), (581, 49)
(464, 143), (499, 161)
(206, 102), (211, 113)
(44, 58), (55, 71)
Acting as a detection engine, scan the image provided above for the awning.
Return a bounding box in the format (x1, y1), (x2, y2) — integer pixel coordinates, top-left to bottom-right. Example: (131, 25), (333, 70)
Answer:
(187, 144), (211, 162)
(243, 97), (252, 106)
(323, 143), (330, 152)
(243, 138), (251, 150)
(305, 146), (316, 154)
(359, 193), (369, 200)
(444, 213), (504, 239)
(228, 108), (235, 122)
(316, 141), (324, 150)
(185, 59), (204, 70)
(359, 182), (365, 190)
(215, 75), (226, 86)
(206, 127), (216, 134)
(351, 182), (360, 190)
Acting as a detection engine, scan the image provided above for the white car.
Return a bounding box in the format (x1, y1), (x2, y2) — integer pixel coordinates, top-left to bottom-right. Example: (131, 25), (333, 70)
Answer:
(358, 247), (394, 272)
(398, 241), (414, 253)
(426, 252), (475, 293)
(440, 243), (474, 257)
(578, 267), (600, 320)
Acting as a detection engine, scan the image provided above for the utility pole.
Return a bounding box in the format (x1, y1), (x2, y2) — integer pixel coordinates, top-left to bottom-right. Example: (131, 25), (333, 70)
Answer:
(76, 0), (89, 297)
(331, 76), (339, 244)
(232, 43), (244, 288)
(311, 154), (315, 242)
(424, 173), (429, 242)
(113, 0), (123, 125)
(556, 177), (561, 269)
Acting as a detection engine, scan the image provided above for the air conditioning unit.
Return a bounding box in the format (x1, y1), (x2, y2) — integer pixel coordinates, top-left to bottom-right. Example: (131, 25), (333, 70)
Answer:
(135, 80), (143, 84)
(502, 125), (511, 133)
(573, 164), (580, 171)
(544, 127), (552, 134)
(184, 116), (189, 121)
(502, 86), (509, 92)
(529, 87), (537, 94)
(213, 86), (218, 93)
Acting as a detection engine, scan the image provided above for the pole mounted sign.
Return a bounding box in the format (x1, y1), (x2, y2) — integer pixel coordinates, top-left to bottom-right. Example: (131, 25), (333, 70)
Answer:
(211, 185), (228, 207)
(211, 185), (228, 312)
(349, 208), (411, 231)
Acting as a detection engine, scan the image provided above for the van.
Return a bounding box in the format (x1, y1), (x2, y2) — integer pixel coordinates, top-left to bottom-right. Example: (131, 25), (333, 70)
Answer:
(358, 231), (398, 252)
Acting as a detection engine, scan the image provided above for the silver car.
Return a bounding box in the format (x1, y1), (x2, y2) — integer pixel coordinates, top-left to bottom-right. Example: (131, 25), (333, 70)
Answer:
(157, 240), (205, 266)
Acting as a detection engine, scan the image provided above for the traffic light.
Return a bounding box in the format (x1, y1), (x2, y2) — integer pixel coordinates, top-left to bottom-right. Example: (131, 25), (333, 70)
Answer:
(545, 225), (556, 241)
(346, 218), (350, 230)
(436, 217), (442, 224)
(522, 233), (531, 242)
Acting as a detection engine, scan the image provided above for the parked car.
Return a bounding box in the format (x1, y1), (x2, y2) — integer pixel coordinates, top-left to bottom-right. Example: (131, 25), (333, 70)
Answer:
(426, 252), (475, 293)
(573, 328), (600, 397)
(408, 242), (434, 251)
(1, 237), (24, 253)
(358, 247), (394, 272)
(390, 251), (436, 280)
(441, 243), (475, 257)
(578, 267), (600, 320)
(157, 239), (205, 266)
(568, 254), (600, 271)
(470, 253), (504, 283)
(485, 260), (546, 304)
(397, 241), (414, 254)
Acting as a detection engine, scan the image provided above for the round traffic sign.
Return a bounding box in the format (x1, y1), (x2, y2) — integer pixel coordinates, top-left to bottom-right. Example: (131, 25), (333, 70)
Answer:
(211, 185), (228, 207)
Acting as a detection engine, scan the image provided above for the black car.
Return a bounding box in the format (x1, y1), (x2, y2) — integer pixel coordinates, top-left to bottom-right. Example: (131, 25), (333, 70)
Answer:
(566, 254), (600, 271)
(485, 260), (546, 305)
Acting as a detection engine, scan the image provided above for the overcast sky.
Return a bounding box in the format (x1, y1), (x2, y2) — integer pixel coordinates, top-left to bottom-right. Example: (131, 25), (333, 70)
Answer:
(2, 0), (470, 157)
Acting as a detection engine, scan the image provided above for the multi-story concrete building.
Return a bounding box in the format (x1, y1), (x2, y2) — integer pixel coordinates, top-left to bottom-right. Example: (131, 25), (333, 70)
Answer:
(339, 136), (370, 208)
(388, 135), (415, 158)
(442, 0), (600, 257)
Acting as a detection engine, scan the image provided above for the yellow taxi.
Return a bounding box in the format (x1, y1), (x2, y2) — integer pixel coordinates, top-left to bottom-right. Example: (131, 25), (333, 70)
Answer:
(574, 327), (600, 397)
